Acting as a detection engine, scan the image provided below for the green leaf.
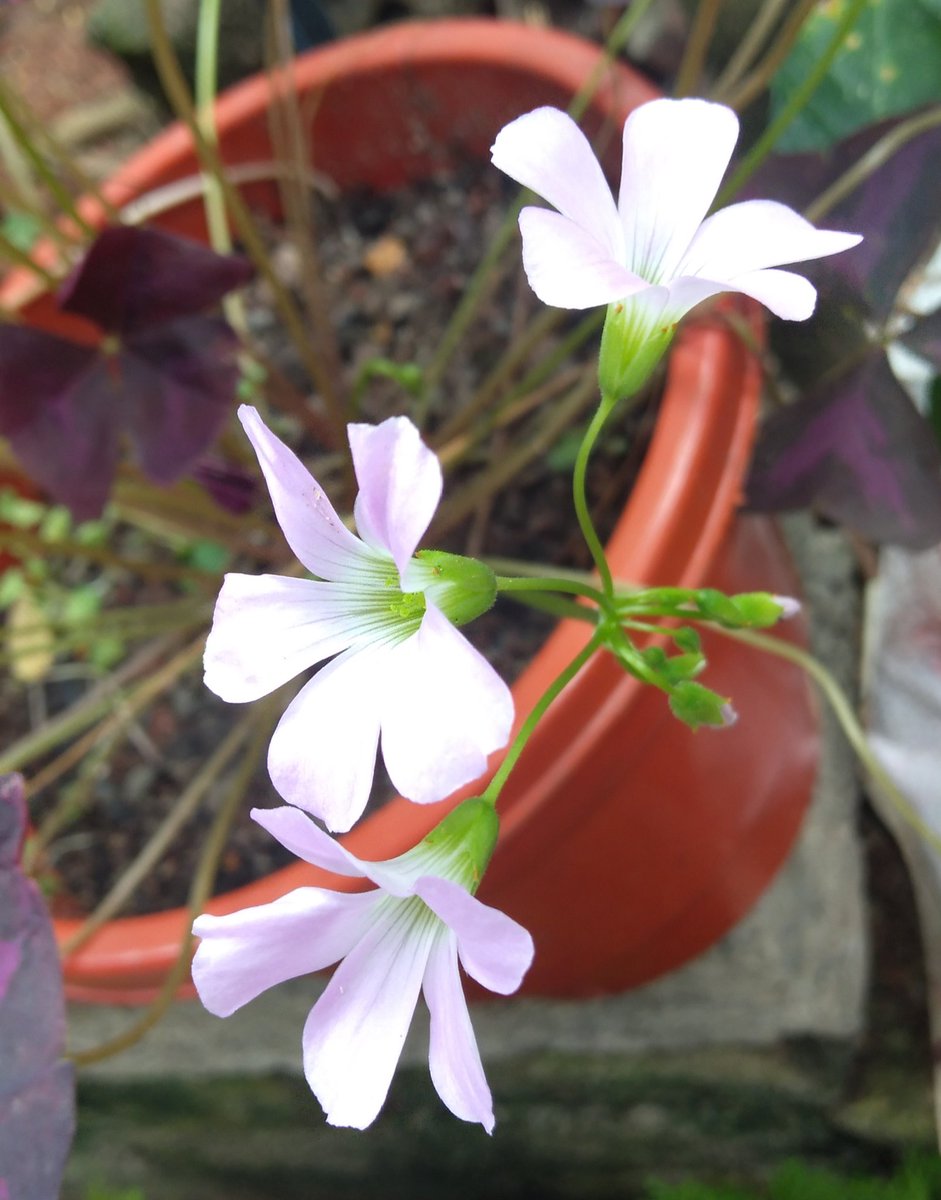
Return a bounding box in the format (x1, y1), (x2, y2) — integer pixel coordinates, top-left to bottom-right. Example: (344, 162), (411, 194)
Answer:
(771, 0), (941, 152)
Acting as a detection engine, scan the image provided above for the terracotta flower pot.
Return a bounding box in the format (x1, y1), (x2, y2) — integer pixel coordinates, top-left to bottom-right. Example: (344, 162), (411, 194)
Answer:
(2, 19), (818, 1002)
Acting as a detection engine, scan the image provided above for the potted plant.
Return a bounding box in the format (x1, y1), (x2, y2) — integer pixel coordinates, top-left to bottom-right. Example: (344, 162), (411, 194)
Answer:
(0, 18), (818, 1003)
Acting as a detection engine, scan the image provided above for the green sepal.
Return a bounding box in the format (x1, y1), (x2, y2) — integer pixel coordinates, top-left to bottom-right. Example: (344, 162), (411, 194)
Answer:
(422, 797), (499, 891)
(598, 300), (675, 403)
(412, 550), (497, 627)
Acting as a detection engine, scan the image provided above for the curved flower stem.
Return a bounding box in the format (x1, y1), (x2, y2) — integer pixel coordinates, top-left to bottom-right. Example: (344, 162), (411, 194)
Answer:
(66, 702), (274, 1068)
(498, 589), (595, 624)
(495, 574), (605, 606)
(482, 631), (606, 808)
(572, 397), (617, 600)
(717, 0), (868, 205)
(718, 626), (941, 860)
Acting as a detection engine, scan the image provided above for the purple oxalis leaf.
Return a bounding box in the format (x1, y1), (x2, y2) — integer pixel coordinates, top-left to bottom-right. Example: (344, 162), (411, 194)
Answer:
(752, 113), (941, 324)
(0, 225), (253, 519)
(746, 354), (941, 549)
(59, 224), (255, 338)
(0, 774), (75, 1200)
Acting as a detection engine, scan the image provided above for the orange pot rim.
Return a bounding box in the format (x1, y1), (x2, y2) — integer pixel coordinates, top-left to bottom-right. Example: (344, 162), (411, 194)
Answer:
(10, 19), (762, 1001)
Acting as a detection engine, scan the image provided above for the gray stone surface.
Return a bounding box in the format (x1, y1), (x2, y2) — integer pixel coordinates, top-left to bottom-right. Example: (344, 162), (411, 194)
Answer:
(68, 514), (869, 1080)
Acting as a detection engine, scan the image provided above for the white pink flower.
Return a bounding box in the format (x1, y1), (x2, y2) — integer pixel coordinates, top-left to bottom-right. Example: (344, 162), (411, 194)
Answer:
(204, 406), (513, 833)
(192, 801), (533, 1132)
(490, 99), (861, 325)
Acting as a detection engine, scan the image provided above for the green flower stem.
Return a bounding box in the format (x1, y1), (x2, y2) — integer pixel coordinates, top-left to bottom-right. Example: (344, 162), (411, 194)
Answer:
(718, 626), (941, 861)
(482, 631), (605, 808)
(495, 574), (605, 606)
(67, 701), (274, 1067)
(572, 396), (617, 600)
(498, 589), (596, 624)
(717, 0), (868, 205)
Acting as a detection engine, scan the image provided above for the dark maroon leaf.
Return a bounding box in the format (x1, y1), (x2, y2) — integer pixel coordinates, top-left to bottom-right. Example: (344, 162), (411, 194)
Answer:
(0, 225), (254, 518)
(59, 224), (254, 337)
(745, 354), (941, 549)
(751, 113), (941, 322)
(0, 351), (120, 520)
(0, 774), (75, 1200)
(119, 315), (243, 485)
(900, 306), (941, 372)
(192, 457), (258, 514)
(0, 326), (97, 437)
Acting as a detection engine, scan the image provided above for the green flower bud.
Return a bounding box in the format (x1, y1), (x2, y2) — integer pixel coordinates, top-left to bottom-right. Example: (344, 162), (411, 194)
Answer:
(669, 680), (737, 730)
(411, 550), (497, 627)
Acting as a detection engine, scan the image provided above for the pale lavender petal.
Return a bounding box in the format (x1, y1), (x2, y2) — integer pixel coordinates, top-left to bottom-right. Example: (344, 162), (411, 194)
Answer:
(203, 573), (358, 703)
(728, 267), (819, 320)
(267, 646), (387, 832)
(302, 898), (437, 1129)
(251, 804), (428, 900)
(661, 275), (731, 323)
(618, 99), (739, 283)
(423, 932), (494, 1133)
(191, 887), (378, 1017)
(490, 106), (623, 258)
(349, 417), (442, 580)
(679, 199), (862, 279)
(416, 876), (534, 996)
(517, 207), (649, 310)
(380, 604), (513, 805)
(237, 405), (368, 581)
(250, 806), (367, 878)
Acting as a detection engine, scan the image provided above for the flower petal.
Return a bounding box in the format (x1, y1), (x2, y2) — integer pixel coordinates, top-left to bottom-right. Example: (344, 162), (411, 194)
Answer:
(203, 573), (357, 703)
(380, 603), (513, 805)
(250, 806), (368, 878)
(728, 268), (819, 320)
(349, 417), (442, 580)
(191, 887), (377, 1017)
(618, 98), (739, 283)
(302, 897), (436, 1129)
(237, 405), (370, 582)
(251, 806), (430, 901)
(517, 208), (650, 310)
(679, 199), (862, 280)
(423, 933), (494, 1133)
(416, 876), (534, 996)
(266, 646), (385, 832)
(490, 106), (623, 258)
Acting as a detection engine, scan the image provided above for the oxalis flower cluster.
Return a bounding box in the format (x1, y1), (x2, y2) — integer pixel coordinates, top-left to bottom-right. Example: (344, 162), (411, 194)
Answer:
(192, 97), (859, 1133)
